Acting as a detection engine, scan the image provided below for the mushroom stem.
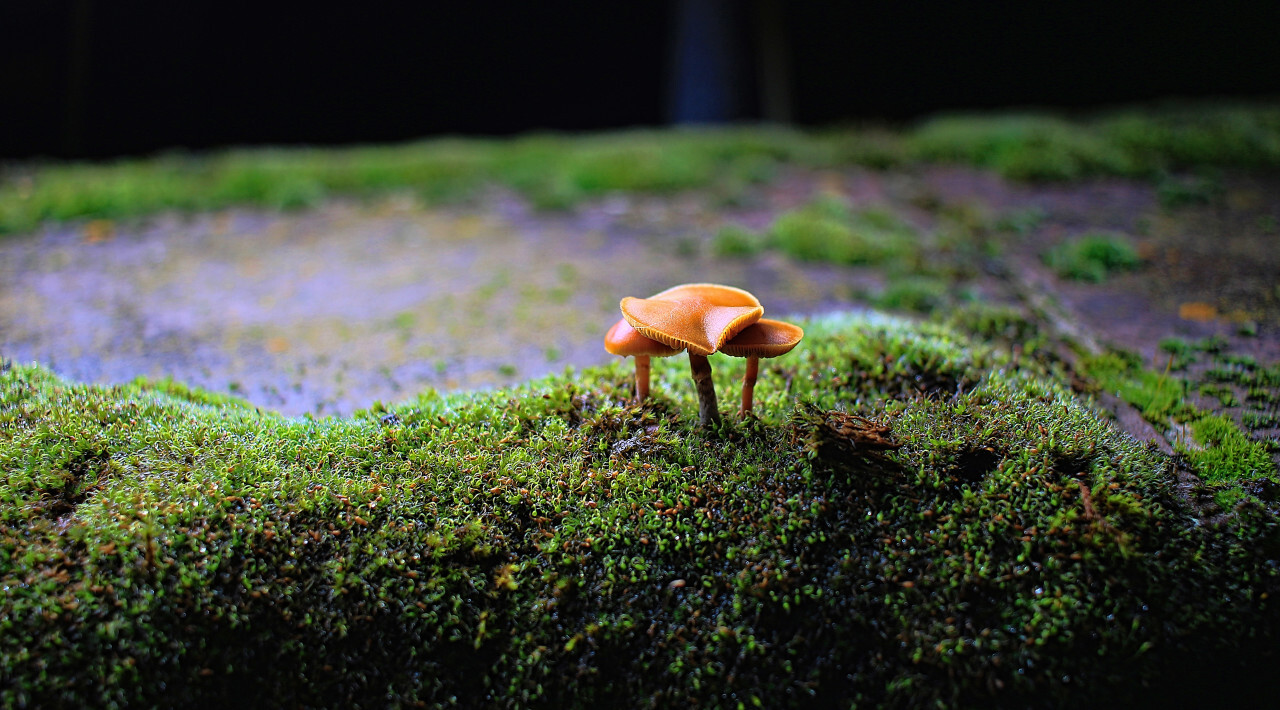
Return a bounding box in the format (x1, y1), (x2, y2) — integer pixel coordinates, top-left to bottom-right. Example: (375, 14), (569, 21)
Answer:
(634, 355), (651, 401)
(740, 356), (759, 416)
(687, 352), (721, 426)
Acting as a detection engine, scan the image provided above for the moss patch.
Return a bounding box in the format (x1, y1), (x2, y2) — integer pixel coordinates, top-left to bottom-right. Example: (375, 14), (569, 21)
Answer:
(2, 314), (1278, 708)
(768, 198), (917, 266)
(711, 224), (767, 258)
(1180, 414), (1276, 485)
(1043, 233), (1142, 283)
(1079, 351), (1191, 422)
(872, 276), (950, 314)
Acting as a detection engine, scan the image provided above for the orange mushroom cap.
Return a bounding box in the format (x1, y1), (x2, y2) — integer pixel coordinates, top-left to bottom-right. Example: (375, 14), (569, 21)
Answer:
(620, 283), (764, 357)
(604, 318), (683, 358)
(720, 318), (805, 358)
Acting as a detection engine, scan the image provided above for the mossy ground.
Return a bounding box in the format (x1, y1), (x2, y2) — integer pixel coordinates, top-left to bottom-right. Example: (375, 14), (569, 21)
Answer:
(3, 313), (1278, 708)
(4, 102), (1280, 707)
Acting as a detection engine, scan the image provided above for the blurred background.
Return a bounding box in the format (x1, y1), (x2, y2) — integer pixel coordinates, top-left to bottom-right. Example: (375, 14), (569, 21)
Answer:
(5, 0), (1280, 160)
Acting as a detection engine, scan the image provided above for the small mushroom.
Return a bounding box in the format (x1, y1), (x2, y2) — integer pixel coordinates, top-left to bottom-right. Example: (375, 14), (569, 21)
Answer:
(621, 283), (763, 426)
(603, 318), (682, 401)
(720, 318), (805, 416)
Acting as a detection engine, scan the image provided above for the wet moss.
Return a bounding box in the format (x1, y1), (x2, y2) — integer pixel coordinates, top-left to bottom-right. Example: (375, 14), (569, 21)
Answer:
(2, 313), (1278, 708)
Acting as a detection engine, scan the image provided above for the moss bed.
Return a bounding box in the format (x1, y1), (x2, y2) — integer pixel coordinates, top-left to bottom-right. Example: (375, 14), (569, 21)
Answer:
(2, 313), (1278, 708)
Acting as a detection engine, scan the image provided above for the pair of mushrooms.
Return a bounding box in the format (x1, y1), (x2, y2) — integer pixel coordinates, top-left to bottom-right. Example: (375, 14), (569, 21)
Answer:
(604, 283), (804, 426)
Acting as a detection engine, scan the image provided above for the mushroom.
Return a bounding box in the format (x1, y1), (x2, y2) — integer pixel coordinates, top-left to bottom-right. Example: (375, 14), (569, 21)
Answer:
(603, 317), (683, 401)
(621, 283), (763, 426)
(720, 318), (805, 416)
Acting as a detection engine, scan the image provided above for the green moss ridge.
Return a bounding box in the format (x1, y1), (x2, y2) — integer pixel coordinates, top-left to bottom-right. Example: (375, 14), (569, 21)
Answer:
(2, 314), (1278, 708)
(4, 102), (1280, 234)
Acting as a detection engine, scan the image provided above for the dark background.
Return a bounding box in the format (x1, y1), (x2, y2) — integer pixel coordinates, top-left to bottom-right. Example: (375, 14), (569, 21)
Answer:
(4, 1), (1279, 160)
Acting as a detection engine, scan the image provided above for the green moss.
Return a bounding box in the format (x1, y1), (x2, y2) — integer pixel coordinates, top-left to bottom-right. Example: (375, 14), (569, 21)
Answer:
(1156, 171), (1223, 209)
(1180, 414), (1277, 484)
(1242, 410), (1280, 430)
(1075, 347), (1277, 498)
(873, 276), (949, 313)
(1100, 104), (1280, 170)
(1194, 335), (1229, 354)
(768, 198), (917, 266)
(5, 102), (1280, 234)
(1222, 354), (1259, 369)
(1080, 351), (1191, 422)
(1158, 337), (1196, 371)
(937, 303), (1046, 353)
(769, 210), (860, 263)
(0, 129), (818, 232)
(908, 114), (1137, 181)
(1213, 487), (1247, 510)
(993, 207), (1047, 236)
(909, 103), (1280, 180)
(711, 224), (765, 257)
(2, 315), (1278, 708)
(127, 375), (258, 410)
(1198, 383), (1240, 408)
(1247, 385), (1280, 405)
(1204, 357), (1280, 402)
(1044, 233), (1141, 282)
